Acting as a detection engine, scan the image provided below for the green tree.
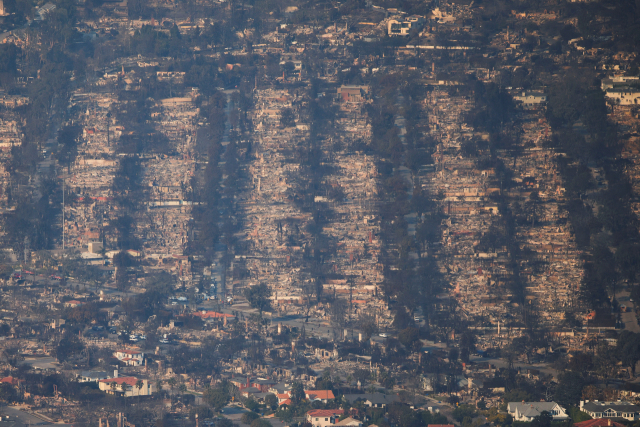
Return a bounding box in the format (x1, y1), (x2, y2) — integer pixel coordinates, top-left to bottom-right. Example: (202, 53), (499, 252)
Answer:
(264, 393), (278, 410)
(244, 284), (272, 315)
(0, 44), (18, 74)
(55, 125), (81, 171)
(452, 404), (477, 422)
(460, 331), (477, 363)
(242, 412), (260, 424)
(554, 371), (585, 407)
(136, 379), (144, 402)
(398, 327), (419, 349)
(204, 382), (230, 412)
(0, 383), (17, 403)
(55, 333), (84, 362)
(531, 411), (553, 427)
(618, 331), (640, 377)
(290, 382), (305, 404)
(594, 342), (618, 385)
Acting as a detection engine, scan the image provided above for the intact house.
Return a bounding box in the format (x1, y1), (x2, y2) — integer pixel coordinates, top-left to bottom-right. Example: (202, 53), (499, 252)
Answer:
(343, 393), (400, 409)
(337, 86), (370, 103)
(574, 420), (624, 427)
(335, 418), (363, 427)
(601, 75), (640, 106)
(307, 409), (344, 427)
(114, 349), (144, 367)
(507, 402), (569, 421)
(98, 377), (155, 397)
(306, 390), (335, 403)
(580, 401), (640, 421)
(605, 89), (640, 106)
(78, 371), (109, 383)
(601, 76), (639, 90)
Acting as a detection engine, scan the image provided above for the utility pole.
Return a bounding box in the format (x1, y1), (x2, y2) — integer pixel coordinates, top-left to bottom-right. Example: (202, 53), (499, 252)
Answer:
(62, 178), (65, 251)
(107, 112), (111, 146)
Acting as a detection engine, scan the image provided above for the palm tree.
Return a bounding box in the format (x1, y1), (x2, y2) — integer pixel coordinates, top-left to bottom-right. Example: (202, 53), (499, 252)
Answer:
(167, 377), (177, 400)
(178, 383), (187, 403)
(345, 374), (353, 394)
(110, 382), (118, 410)
(135, 379), (144, 403)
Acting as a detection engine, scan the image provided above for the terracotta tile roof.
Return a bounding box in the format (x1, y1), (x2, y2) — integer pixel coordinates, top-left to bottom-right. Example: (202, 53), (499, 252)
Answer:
(574, 420), (625, 427)
(0, 376), (18, 385)
(305, 390), (335, 400)
(307, 409), (344, 417)
(99, 377), (138, 386)
(116, 349), (143, 355)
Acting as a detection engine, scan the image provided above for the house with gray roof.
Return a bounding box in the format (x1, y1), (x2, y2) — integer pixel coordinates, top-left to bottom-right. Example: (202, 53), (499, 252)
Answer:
(78, 371), (109, 383)
(580, 400), (640, 421)
(343, 393), (400, 409)
(507, 402), (569, 422)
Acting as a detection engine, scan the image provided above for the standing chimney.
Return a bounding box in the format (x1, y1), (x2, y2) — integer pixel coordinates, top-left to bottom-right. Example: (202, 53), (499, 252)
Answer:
(114, 370), (118, 378)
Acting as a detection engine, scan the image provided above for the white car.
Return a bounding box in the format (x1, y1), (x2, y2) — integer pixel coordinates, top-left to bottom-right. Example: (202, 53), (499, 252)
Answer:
(160, 339), (169, 344)
(379, 333), (388, 338)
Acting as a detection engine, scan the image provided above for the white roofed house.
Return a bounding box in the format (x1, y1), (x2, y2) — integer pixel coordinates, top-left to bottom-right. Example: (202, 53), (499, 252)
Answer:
(114, 349), (144, 366)
(79, 371), (109, 383)
(507, 402), (569, 422)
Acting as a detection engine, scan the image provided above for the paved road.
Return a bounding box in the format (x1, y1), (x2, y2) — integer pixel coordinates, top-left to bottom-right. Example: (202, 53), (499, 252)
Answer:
(616, 290), (640, 332)
(0, 406), (71, 427)
(20, 357), (59, 370)
(220, 405), (249, 425)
